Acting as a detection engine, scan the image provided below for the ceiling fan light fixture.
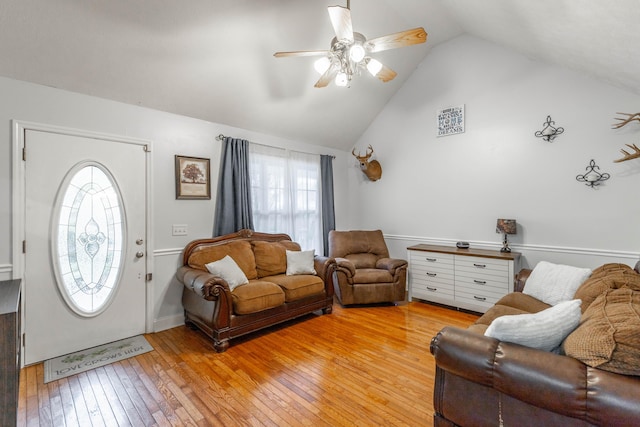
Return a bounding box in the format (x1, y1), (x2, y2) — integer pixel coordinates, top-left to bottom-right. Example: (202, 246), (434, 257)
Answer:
(335, 72), (349, 87)
(273, 2), (427, 88)
(366, 58), (383, 76)
(349, 43), (366, 62)
(314, 57), (331, 74)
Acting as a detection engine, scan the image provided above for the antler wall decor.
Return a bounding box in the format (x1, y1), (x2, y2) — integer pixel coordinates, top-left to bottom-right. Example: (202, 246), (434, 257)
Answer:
(614, 143), (640, 163)
(612, 112), (640, 129)
(612, 112), (640, 163)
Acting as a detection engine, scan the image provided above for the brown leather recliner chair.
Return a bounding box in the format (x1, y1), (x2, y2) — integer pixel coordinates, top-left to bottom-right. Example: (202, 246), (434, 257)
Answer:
(328, 230), (407, 305)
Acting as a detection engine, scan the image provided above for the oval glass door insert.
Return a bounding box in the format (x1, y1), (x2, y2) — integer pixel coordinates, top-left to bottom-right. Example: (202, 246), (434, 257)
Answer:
(52, 162), (125, 317)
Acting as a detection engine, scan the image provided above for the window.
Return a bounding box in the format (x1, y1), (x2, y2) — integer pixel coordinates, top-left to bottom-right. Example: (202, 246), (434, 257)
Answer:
(249, 144), (322, 252)
(52, 163), (124, 316)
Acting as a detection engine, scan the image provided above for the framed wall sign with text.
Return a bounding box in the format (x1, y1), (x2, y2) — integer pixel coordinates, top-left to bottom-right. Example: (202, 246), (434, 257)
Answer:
(437, 105), (465, 137)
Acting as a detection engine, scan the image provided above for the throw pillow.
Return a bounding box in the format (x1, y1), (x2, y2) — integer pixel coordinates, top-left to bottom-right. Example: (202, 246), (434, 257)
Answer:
(205, 255), (249, 290)
(252, 240), (301, 277)
(484, 299), (582, 352)
(563, 288), (640, 376)
(574, 263), (640, 312)
(286, 249), (317, 276)
(523, 261), (592, 306)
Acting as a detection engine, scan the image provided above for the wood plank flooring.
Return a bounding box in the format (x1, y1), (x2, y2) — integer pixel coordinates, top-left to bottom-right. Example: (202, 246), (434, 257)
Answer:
(17, 301), (478, 427)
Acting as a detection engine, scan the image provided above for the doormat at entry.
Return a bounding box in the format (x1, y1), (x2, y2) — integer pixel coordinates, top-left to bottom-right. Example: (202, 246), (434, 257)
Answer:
(44, 335), (153, 383)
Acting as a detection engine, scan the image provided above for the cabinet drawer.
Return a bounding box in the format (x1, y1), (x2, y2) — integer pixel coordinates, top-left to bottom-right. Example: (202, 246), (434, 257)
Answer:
(456, 255), (509, 270)
(455, 281), (508, 300)
(455, 288), (503, 309)
(412, 281), (454, 300)
(456, 257), (509, 279)
(412, 274), (454, 290)
(455, 275), (510, 292)
(410, 252), (454, 267)
(411, 265), (454, 282)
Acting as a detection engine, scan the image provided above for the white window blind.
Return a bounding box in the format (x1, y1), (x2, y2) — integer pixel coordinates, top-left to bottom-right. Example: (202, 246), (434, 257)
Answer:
(249, 143), (322, 253)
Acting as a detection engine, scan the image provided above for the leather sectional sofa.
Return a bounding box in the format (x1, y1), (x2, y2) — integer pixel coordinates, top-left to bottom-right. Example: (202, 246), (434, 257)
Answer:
(430, 262), (640, 426)
(176, 229), (336, 352)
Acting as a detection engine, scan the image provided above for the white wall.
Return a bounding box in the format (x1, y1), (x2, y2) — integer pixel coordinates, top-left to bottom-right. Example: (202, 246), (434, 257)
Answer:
(349, 35), (640, 270)
(0, 76), (350, 330)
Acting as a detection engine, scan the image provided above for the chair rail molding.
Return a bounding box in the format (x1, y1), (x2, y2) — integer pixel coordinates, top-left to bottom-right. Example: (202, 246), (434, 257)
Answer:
(154, 248), (183, 257)
(384, 234), (639, 265)
(0, 264), (12, 280)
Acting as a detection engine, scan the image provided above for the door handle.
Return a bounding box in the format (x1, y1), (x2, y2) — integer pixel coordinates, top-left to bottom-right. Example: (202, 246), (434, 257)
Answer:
(135, 251), (144, 258)
(136, 238), (144, 245)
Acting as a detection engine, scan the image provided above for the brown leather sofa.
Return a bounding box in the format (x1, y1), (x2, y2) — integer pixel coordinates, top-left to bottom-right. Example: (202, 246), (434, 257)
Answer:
(430, 263), (640, 426)
(176, 229), (336, 352)
(328, 229), (407, 305)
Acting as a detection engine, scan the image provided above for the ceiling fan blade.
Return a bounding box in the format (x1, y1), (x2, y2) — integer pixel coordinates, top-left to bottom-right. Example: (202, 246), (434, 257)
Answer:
(375, 63), (397, 83)
(328, 6), (354, 42)
(274, 50), (329, 58)
(314, 66), (338, 88)
(367, 27), (427, 53)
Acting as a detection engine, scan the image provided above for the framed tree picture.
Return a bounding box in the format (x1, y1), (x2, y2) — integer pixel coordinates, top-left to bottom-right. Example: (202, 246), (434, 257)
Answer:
(175, 155), (211, 199)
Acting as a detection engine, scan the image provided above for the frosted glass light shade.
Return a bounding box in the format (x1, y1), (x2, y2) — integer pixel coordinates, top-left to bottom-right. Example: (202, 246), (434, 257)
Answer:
(335, 72), (348, 87)
(367, 58), (383, 76)
(314, 57), (331, 74)
(349, 44), (366, 62)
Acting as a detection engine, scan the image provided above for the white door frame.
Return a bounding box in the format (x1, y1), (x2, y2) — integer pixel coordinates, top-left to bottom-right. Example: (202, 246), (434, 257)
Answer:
(11, 120), (154, 366)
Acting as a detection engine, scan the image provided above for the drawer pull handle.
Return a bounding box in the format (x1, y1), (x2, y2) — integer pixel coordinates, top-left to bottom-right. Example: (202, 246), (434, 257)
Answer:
(474, 280), (487, 285)
(473, 263), (487, 268)
(473, 296), (487, 301)
(426, 272), (437, 277)
(427, 287), (437, 292)
(426, 258), (437, 262)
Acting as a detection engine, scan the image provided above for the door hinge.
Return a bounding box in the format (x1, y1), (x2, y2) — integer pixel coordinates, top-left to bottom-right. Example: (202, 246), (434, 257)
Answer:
(22, 333), (25, 347)
(143, 144), (150, 152)
(146, 273), (153, 281)
(22, 146), (26, 161)
(22, 240), (26, 253)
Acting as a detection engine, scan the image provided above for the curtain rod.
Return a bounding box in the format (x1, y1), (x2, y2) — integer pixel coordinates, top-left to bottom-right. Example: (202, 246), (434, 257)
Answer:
(216, 133), (335, 158)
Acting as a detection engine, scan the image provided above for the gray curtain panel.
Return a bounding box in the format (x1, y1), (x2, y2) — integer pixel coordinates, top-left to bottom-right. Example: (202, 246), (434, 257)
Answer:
(320, 154), (336, 256)
(213, 137), (254, 236)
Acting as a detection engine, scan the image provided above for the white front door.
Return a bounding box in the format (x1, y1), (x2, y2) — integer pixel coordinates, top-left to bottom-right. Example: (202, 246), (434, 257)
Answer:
(23, 128), (149, 365)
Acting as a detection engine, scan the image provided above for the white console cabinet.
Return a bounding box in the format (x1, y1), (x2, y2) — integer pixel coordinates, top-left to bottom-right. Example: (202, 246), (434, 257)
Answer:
(407, 244), (520, 313)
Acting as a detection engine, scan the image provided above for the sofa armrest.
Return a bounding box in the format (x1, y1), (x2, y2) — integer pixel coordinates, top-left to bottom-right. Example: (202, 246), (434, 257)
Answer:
(314, 255), (337, 297)
(376, 257), (408, 276)
(430, 326), (640, 425)
(176, 265), (231, 300)
(514, 268), (532, 292)
(335, 257), (356, 277)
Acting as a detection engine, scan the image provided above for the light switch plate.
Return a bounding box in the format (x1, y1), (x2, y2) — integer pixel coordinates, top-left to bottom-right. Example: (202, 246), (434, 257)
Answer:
(172, 224), (188, 236)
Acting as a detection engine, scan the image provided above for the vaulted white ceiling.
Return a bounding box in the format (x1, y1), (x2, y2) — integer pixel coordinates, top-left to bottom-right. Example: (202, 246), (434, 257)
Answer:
(0, 1), (638, 150)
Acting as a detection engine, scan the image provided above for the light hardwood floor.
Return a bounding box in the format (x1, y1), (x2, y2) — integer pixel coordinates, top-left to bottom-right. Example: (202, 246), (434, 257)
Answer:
(18, 301), (479, 427)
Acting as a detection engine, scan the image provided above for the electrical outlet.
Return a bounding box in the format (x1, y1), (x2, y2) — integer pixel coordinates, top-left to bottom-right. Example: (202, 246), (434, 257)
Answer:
(172, 224), (188, 236)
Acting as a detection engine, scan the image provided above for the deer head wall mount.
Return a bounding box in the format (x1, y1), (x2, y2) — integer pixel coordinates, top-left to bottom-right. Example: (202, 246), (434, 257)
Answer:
(352, 145), (382, 181)
(612, 112), (640, 163)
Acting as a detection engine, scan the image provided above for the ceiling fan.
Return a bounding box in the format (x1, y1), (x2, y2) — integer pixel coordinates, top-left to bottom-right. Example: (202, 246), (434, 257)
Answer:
(274, 1), (427, 88)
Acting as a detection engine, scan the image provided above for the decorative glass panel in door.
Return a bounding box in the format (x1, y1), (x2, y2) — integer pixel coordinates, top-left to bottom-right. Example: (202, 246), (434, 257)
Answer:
(52, 162), (125, 317)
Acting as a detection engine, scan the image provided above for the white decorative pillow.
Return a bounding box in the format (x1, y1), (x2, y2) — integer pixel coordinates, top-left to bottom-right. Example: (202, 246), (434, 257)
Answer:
(523, 261), (592, 306)
(205, 255), (249, 290)
(286, 249), (317, 275)
(485, 299), (582, 352)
